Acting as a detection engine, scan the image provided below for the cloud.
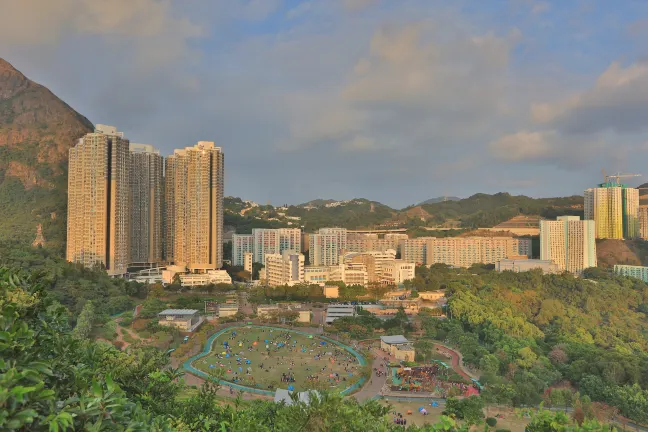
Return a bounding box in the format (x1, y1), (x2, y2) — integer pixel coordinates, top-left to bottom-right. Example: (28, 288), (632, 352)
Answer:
(531, 61), (648, 134)
(0, 0), (202, 54)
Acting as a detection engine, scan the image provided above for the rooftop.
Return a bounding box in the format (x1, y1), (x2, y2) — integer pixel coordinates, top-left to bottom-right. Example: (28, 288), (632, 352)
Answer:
(158, 309), (199, 316)
(380, 335), (409, 345)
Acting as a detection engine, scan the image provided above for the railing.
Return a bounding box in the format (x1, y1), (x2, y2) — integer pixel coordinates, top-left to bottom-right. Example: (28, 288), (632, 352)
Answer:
(182, 324), (367, 396)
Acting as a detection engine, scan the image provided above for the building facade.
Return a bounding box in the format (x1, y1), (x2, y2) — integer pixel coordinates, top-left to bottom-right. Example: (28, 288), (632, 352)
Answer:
(129, 143), (163, 266)
(382, 260), (415, 285)
(640, 207), (648, 240)
(309, 228), (347, 266)
(264, 250), (305, 287)
(540, 216), (597, 275)
(496, 259), (560, 274)
(67, 125), (131, 276)
(400, 237), (434, 264)
(614, 265), (648, 283)
(585, 183), (639, 239)
(232, 234), (254, 266)
(165, 141), (224, 271)
(244, 252), (253, 273)
(252, 228), (301, 264)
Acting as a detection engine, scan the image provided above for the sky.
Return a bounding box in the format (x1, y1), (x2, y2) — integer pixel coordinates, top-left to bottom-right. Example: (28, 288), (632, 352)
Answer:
(3, 0), (648, 209)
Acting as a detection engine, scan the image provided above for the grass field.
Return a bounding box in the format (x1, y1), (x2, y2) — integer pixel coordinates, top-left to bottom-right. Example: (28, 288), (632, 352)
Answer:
(193, 327), (364, 392)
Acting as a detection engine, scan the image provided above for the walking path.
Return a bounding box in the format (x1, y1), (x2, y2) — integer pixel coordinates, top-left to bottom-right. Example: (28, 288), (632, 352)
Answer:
(432, 343), (477, 381)
(353, 347), (391, 402)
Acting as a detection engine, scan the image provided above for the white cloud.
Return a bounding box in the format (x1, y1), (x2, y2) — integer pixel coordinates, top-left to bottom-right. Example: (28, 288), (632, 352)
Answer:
(0, 0), (203, 65)
(531, 61), (648, 134)
(531, 2), (550, 15)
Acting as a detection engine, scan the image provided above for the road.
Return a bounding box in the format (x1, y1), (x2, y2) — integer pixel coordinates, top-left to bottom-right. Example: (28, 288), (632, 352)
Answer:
(353, 348), (393, 402)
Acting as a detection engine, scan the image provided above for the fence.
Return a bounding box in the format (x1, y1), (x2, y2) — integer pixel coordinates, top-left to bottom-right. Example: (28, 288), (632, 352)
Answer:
(182, 324), (368, 396)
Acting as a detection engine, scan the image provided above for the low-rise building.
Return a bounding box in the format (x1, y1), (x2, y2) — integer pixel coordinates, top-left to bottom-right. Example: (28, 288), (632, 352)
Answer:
(157, 309), (202, 331)
(382, 260), (415, 286)
(219, 302), (239, 318)
(256, 303), (311, 323)
(325, 304), (355, 324)
(265, 250), (305, 287)
(179, 270), (232, 287)
(614, 264), (648, 283)
(380, 335), (416, 361)
(496, 258), (560, 274)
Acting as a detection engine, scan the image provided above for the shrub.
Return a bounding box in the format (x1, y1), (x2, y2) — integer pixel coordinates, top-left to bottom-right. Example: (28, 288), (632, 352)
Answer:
(486, 417), (497, 427)
(495, 429), (510, 432)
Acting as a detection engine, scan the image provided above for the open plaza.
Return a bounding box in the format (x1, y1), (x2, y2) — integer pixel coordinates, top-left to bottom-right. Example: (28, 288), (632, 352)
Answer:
(192, 326), (365, 392)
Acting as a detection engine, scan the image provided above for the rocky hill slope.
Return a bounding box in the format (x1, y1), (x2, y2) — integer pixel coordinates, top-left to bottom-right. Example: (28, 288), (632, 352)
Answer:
(0, 58), (93, 251)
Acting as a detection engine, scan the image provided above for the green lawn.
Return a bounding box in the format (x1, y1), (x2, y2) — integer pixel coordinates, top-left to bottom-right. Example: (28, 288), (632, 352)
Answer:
(193, 327), (363, 392)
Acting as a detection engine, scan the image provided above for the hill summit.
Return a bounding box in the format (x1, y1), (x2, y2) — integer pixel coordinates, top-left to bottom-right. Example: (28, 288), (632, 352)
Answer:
(0, 58), (93, 250)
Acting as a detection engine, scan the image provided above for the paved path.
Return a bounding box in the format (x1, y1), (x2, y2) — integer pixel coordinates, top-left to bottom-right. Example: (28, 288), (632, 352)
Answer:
(432, 343), (478, 380)
(353, 348), (392, 402)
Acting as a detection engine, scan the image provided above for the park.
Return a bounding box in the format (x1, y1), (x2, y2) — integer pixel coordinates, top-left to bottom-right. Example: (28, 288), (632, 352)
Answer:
(190, 325), (367, 393)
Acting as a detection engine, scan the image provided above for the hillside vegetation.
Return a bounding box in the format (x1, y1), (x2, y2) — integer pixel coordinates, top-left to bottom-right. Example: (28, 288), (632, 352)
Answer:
(427, 265), (648, 423)
(0, 58), (93, 249)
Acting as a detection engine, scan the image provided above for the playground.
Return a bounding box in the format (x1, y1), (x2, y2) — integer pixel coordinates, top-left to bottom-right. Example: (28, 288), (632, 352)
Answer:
(192, 326), (365, 392)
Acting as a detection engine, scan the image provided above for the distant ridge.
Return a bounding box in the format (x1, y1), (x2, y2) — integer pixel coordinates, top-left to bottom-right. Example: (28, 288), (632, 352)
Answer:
(418, 196), (461, 205)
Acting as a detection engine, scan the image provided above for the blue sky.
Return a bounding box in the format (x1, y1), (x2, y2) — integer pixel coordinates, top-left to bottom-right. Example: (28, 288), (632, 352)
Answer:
(3, 0), (648, 208)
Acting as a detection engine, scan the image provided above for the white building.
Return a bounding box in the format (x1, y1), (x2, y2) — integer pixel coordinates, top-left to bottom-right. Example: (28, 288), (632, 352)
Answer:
(540, 216), (597, 275)
(496, 259), (560, 274)
(309, 227), (347, 266)
(252, 228), (301, 264)
(265, 250), (305, 287)
(382, 260), (415, 286)
(179, 270), (232, 287)
(232, 234), (253, 266)
(614, 265), (648, 283)
(325, 304), (356, 324)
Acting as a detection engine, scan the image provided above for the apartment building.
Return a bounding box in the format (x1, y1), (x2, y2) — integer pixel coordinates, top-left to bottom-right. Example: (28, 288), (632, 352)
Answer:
(346, 233), (378, 253)
(395, 237), (531, 268)
(640, 207), (648, 240)
(244, 252), (253, 273)
(614, 265), (648, 283)
(585, 182), (639, 239)
(252, 228), (301, 264)
(129, 143), (163, 266)
(343, 250), (396, 282)
(309, 227), (347, 266)
(384, 233), (409, 253)
(400, 237), (434, 264)
(540, 216), (597, 275)
(67, 125), (131, 276)
(179, 270), (232, 287)
(165, 141), (224, 271)
(232, 234), (254, 266)
(264, 250), (305, 287)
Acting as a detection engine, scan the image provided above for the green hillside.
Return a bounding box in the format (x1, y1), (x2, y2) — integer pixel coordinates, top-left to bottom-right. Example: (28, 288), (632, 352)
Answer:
(417, 192), (584, 228)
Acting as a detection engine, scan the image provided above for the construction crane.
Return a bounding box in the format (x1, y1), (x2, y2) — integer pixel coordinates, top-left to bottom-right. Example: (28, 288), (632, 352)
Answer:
(602, 170), (642, 185)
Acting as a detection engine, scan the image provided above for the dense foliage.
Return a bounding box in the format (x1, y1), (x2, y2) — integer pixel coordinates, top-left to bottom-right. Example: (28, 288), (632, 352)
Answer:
(420, 266), (648, 424)
(0, 244), (144, 313)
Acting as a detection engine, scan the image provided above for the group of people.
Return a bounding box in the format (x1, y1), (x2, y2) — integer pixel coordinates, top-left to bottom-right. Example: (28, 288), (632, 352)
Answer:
(392, 412), (408, 426)
(204, 328), (362, 391)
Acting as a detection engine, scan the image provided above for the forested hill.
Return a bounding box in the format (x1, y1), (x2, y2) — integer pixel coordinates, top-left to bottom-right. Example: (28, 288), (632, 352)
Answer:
(414, 192), (584, 228)
(415, 265), (648, 423)
(0, 58), (93, 252)
(225, 193), (584, 233)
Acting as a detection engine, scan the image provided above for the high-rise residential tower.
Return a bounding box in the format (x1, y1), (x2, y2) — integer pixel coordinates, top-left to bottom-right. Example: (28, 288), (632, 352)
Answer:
(165, 141), (224, 272)
(309, 227), (347, 266)
(232, 234), (254, 266)
(584, 182), (639, 239)
(129, 144), (163, 266)
(67, 125), (131, 276)
(251, 228), (301, 264)
(540, 216), (596, 275)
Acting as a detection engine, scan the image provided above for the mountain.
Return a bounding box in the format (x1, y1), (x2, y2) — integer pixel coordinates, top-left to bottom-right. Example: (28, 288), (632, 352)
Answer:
(0, 58), (93, 251)
(418, 196), (461, 205)
(416, 192), (584, 229)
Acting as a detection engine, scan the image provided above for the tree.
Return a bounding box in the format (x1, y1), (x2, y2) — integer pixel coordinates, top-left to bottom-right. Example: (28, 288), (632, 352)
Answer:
(414, 340), (435, 363)
(73, 300), (95, 339)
